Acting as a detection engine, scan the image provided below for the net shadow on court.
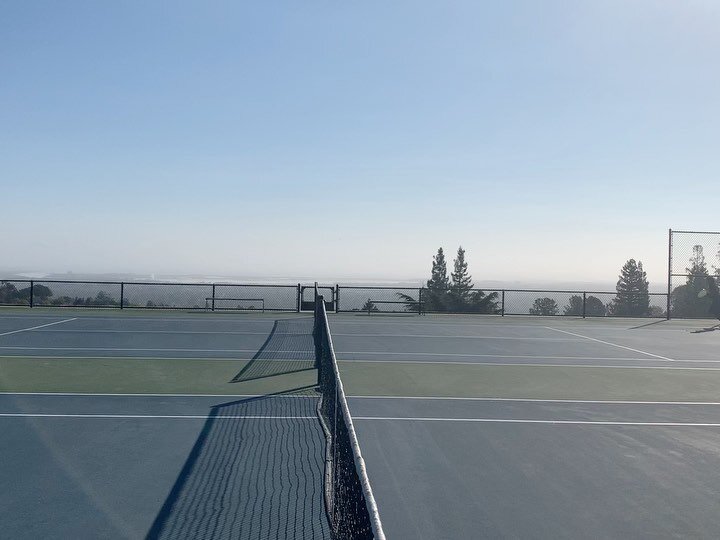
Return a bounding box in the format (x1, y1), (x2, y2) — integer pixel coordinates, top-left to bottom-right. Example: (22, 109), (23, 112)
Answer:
(145, 387), (330, 540)
(231, 318), (316, 383)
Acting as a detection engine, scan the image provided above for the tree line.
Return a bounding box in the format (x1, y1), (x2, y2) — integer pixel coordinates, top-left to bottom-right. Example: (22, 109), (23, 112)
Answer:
(391, 248), (657, 317)
(0, 282), (121, 306)
(420, 247), (500, 313)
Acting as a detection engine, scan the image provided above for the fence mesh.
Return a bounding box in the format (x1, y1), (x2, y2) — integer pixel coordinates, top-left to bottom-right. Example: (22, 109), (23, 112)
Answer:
(122, 283), (213, 309)
(337, 287), (422, 314)
(32, 281), (122, 307)
(0, 279), (675, 319)
(0, 280), (32, 306)
(213, 284), (298, 312)
(669, 230), (720, 318)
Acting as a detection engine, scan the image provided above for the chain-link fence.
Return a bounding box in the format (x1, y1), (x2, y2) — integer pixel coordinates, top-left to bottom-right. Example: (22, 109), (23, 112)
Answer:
(669, 229), (720, 318)
(336, 287), (423, 314)
(0, 279), (672, 318)
(213, 284), (299, 312)
(0, 280), (33, 306)
(335, 286), (668, 318)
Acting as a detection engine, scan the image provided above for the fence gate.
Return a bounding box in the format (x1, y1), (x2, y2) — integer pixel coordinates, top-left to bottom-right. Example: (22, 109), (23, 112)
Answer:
(300, 285), (335, 312)
(668, 229), (720, 319)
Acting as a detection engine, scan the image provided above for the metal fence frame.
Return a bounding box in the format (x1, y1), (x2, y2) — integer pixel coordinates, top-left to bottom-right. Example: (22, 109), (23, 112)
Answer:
(334, 285), (668, 318)
(0, 280), (307, 312)
(668, 229), (720, 319)
(0, 279), (674, 319)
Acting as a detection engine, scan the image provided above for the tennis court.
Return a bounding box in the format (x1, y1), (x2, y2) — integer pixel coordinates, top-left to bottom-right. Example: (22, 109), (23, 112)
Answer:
(0, 309), (331, 539)
(4, 308), (720, 539)
(330, 315), (720, 539)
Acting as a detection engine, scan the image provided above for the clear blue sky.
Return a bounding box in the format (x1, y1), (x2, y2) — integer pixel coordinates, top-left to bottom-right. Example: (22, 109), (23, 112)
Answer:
(3, 1), (720, 285)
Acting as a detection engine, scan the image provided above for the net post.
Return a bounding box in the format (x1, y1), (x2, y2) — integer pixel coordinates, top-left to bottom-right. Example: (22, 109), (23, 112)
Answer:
(501, 290), (505, 316)
(314, 294), (322, 386)
(211, 284), (216, 312)
(120, 282), (124, 309)
(582, 292), (587, 318)
(29, 281), (34, 308)
(667, 228), (672, 320)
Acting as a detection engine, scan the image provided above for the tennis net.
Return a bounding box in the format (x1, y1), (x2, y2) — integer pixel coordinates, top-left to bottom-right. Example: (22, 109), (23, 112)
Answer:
(314, 295), (385, 540)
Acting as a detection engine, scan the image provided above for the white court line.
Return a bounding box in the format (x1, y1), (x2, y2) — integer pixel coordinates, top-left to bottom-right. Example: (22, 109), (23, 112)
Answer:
(353, 417), (720, 426)
(348, 395), (720, 405)
(339, 360), (720, 371)
(338, 351), (653, 360)
(0, 318), (77, 337)
(545, 327), (677, 362)
(0, 413), (316, 419)
(334, 333), (582, 342)
(35, 329), (304, 336)
(0, 392), (317, 398)
(0, 346), (298, 353)
(0, 355), (277, 361)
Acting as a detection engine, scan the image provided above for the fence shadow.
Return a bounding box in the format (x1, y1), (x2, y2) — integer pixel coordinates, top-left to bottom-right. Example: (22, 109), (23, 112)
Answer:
(145, 386), (330, 540)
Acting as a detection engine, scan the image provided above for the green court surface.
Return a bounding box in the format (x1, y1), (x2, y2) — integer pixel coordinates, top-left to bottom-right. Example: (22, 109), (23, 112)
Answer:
(0, 357), (317, 395)
(337, 360), (720, 401)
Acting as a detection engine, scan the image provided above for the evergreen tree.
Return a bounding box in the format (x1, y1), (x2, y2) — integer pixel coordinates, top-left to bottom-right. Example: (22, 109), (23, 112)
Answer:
(361, 299), (379, 313)
(529, 297), (559, 316)
(563, 295), (607, 317)
(563, 295), (584, 316)
(468, 289), (501, 314)
(585, 296), (607, 317)
(609, 259), (650, 317)
(449, 246), (473, 311)
(425, 247), (450, 311)
(671, 245), (711, 317)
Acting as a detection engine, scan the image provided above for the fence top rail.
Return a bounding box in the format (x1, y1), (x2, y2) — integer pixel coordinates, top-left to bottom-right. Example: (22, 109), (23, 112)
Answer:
(671, 230), (720, 235)
(338, 286), (423, 291)
(30, 279), (125, 285)
(9, 279), (304, 287)
(583, 291), (669, 296)
(213, 283), (298, 289)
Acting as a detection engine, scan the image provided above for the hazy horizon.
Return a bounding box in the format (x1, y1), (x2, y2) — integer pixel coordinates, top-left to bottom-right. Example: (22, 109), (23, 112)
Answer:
(3, 2), (719, 286)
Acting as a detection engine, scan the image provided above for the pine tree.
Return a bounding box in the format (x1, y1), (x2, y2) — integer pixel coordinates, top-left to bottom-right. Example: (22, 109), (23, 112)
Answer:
(449, 246), (473, 311)
(425, 247), (450, 311)
(671, 245), (711, 317)
(529, 297), (559, 316)
(609, 259), (650, 317)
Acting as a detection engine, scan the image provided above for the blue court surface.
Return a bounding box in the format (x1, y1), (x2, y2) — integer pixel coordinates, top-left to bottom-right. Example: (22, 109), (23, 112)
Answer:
(3, 309), (720, 538)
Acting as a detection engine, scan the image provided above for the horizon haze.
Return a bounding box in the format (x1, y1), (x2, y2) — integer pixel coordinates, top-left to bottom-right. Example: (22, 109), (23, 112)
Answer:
(3, 2), (720, 286)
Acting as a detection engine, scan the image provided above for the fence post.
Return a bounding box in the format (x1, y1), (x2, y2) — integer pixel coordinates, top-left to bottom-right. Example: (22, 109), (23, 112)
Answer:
(418, 287), (423, 315)
(296, 284), (301, 312)
(120, 283), (124, 309)
(29, 281), (34, 308)
(501, 290), (505, 316)
(667, 228), (672, 320)
(335, 284), (340, 313)
(582, 292), (587, 318)
(211, 284), (216, 311)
